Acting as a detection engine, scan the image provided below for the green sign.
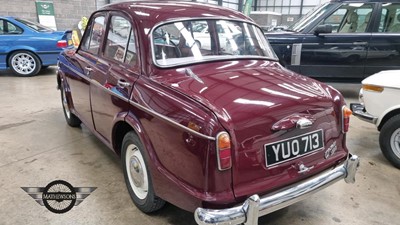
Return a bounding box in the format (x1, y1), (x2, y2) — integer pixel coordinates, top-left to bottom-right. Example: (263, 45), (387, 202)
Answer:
(36, 1), (55, 16)
(35, 1), (57, 30)
(243, 0), (253, 16)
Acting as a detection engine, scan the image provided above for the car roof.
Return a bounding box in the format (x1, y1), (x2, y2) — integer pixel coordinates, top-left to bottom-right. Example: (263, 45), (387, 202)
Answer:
(101, 1), (249, 27)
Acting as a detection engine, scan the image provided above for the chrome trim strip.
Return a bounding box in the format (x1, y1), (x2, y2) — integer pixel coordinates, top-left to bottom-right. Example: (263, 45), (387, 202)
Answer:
(195, 155), (360, 225)
(129, 99), (216, 141)
(291, 43), (302, 65)
(150, 17), (279, 68)
(62, 63), (216, 141)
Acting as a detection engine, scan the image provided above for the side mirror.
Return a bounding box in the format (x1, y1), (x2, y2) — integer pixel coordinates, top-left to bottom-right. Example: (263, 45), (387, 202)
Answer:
(314, 24), (332, 36)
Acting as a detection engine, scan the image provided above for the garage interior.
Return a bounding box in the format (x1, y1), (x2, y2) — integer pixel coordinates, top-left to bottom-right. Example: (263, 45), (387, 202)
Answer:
(1, 69), (399, 225)
(1, 0), (400, 225)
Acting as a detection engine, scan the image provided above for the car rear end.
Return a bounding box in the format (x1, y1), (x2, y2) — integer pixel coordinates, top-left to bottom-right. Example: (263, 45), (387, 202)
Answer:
(182, 63), (359, 225)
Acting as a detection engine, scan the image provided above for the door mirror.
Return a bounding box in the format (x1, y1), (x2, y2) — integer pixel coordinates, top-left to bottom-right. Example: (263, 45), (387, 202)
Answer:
(314, 24), (332, 36)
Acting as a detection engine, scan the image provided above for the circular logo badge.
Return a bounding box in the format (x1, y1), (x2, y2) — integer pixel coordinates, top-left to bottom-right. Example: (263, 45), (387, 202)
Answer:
(42, 180), (76, 214)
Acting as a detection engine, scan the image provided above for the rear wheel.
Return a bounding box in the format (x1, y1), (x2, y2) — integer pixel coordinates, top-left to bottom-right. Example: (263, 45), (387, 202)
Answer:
(379, 115), (400, 169)
(8, 51), (41, 76)
(60, 82), (81, 127)
(122, 131), (165, 213)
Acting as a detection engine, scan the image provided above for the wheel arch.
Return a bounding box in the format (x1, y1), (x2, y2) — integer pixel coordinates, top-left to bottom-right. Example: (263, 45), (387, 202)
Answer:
(112, 112), (153, 158)
(6, 49), (43, 68)
(378, 108), (400, 131)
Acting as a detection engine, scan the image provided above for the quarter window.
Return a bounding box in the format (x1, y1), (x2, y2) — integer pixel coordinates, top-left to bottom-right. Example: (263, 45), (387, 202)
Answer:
(0, 20), (23, 35)
(81, 15), (105, 55)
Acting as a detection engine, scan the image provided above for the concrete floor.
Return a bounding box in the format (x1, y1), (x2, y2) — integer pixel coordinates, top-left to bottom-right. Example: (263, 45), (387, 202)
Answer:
(0, 68), (399, 225)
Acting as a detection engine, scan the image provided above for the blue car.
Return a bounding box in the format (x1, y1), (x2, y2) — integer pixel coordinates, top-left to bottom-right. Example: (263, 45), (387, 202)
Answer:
(0, 17), (72, 76)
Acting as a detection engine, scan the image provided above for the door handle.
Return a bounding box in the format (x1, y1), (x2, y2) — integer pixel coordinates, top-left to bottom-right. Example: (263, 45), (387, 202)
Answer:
(353, 42), (367, 45)
(117, 79), (131, 88)
(85, 66), (93, 75)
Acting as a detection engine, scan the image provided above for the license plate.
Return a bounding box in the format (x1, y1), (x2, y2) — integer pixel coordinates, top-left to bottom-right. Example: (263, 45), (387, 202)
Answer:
(265, 129), (324, 167)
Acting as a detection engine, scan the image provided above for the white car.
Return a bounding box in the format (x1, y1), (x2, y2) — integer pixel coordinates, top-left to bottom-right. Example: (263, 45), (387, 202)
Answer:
(351, 70), (400, 168)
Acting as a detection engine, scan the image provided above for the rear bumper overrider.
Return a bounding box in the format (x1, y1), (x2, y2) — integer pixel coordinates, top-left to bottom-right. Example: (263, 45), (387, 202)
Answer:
(195, 154), (360, 225)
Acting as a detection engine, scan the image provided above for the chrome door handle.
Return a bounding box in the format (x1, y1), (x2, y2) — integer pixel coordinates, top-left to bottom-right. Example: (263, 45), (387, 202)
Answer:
(85, 66), (93, 75)
(117, 79), (131, 88)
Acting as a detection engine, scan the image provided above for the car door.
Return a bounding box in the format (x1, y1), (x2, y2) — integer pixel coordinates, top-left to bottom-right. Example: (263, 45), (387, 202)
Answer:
(299, 3), (374, 79)
(0, 19), (23, 69)
(67, 13), (107, 129)
(90, 13), (140, 142)
(365, 2), (400, 77)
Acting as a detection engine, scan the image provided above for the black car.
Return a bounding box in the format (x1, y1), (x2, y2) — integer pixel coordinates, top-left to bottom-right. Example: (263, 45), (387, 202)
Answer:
(266, 0), (400, 80)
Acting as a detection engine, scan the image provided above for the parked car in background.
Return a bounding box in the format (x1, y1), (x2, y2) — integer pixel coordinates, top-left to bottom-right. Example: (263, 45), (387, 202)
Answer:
(351, 70), (400, 169)
(0, 17), (72, 76)
(266, 0), (400, 80)
(57, 1), (359, 224)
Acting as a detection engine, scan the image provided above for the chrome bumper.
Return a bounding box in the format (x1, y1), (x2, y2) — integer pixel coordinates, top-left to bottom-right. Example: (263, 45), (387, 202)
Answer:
(195, 155), (360, 225)
(350, 103), (378, 124)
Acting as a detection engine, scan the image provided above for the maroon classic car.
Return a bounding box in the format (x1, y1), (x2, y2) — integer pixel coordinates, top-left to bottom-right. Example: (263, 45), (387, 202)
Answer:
(57, 1), (359, 224)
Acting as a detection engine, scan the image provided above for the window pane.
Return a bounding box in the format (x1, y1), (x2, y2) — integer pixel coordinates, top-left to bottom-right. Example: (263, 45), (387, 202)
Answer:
(153, 19), (277, 67)
(125, 30), (137, 65)
(316, 3), (373, 33)
(104, 16), (131, 62)
(383, 4), (400, 33)
(0, 20), (4, 34)
(6, 21), (23, 34)
(84, 16), (105, 55)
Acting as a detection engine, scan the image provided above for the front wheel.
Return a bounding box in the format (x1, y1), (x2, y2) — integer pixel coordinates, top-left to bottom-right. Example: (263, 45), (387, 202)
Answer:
(121, 131), (165, 213)
(8, 51), (41, 76)
(379, 115), (400, 169)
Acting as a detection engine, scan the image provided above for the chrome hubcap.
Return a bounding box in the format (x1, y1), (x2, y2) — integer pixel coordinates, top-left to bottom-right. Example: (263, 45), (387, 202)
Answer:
(126, 144), (148, 200)
(61, 87), (71, 119)
(390, 128), (400, 159)
(130, 157), (144, 187)
(11, 53), (36, 75)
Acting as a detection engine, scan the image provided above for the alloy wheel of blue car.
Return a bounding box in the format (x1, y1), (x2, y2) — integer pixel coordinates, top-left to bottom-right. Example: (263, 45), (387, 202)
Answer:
(9, 51), (41, 76)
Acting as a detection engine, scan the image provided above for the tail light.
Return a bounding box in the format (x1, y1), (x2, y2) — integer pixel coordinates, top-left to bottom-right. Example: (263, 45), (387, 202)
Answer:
(57, 40), (68, 48)
(342, 106), (352, 133)
(216, 132), (232, 171)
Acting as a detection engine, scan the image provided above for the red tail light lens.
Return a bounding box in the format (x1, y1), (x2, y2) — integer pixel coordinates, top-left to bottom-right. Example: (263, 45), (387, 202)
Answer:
(216, 132), (232, 171)
(57, 40), (68, 48)
(342, 106), (352, 133)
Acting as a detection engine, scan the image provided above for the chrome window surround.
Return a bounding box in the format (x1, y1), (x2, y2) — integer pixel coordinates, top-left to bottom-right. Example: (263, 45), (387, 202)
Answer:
(149, 17), (279, 68)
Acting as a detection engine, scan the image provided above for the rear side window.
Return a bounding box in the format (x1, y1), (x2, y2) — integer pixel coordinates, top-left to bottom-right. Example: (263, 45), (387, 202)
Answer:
(103, 15), (137, 65)
(81, 15), (105, 55)
(380, 3), (400, 33)
(316, 3), (373, 33)
(0, 19), (23, 35)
